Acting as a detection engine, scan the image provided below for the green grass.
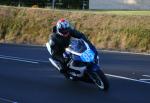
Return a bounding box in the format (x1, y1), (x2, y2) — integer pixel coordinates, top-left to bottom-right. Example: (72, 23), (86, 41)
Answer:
(52, 9), (150, 16)
(94, 10), (150, 15)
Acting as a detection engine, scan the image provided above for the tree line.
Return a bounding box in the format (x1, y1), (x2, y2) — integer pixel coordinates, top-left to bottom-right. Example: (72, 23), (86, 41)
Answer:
(0, 0), (89, 9)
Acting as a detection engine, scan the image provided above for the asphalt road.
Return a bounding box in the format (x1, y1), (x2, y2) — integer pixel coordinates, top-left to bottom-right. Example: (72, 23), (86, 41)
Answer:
(0, 43), (150, 103)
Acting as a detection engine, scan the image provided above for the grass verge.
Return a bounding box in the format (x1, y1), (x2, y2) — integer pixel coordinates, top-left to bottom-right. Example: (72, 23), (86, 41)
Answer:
(0, 6), (150, 53)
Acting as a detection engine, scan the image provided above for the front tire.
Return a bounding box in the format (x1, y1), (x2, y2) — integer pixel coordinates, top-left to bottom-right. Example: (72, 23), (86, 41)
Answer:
(89, 70), (109, 91)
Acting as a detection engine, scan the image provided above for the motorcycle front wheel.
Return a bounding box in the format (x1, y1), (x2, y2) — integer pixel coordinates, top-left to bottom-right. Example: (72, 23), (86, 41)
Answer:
(88, 70), (109, 91)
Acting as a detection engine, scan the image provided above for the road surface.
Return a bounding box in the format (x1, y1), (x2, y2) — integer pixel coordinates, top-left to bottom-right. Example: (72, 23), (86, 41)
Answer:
(0, 43), (150, 103)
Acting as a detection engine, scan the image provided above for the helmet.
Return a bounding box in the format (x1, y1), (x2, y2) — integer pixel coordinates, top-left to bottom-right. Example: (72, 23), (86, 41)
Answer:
(56, 19), (70, 37)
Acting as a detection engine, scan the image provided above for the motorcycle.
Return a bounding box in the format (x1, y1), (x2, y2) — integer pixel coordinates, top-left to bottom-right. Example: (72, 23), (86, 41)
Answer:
(46, 37), (109, 91)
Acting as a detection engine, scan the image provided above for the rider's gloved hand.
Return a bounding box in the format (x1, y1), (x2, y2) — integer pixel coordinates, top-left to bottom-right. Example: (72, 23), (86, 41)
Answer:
(63, 51), (70, 58)
(63, 52), (70, 63)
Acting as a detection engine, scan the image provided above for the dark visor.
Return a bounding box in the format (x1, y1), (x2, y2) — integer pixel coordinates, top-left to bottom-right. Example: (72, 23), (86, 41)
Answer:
(59, 28), (70, 35)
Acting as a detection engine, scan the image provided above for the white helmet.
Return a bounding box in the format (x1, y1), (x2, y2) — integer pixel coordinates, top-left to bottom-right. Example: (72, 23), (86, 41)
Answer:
(56, 18), (70, 37)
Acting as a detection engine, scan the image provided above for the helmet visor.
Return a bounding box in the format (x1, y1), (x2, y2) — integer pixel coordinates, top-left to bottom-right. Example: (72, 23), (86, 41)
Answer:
(58, 28), (70, 37)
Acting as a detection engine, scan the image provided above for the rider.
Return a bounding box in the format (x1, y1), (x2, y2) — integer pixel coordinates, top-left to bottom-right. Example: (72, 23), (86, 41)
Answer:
(49, 18), (97, 78)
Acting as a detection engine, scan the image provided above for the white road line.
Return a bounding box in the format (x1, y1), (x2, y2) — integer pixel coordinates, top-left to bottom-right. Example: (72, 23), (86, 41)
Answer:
(0, 97), (18, 103)
(0, 55), (39, 64)
(142, 75), (150, 78)
(140, 75), (150, 81)
(106, 74), (150, 85)
(140, 79), (150, 81)
(99, 50), (150, 56)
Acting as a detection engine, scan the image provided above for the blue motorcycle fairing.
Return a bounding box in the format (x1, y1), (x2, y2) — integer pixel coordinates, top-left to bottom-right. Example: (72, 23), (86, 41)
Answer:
(80, 49), (95, 62)
(87, 64), (100, 72)
(72, 55), (82, 61)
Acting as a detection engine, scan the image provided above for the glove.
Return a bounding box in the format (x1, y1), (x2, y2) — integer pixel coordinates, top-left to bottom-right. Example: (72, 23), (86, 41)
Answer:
(63, 52), (70, 58)
(63, 52), (70, 63)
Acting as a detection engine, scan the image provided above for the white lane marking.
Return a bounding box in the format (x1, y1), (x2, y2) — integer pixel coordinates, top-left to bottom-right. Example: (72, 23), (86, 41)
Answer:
(140, 79), (150, 81)
(0, 97), (18, 103)
(0, 43), (45, 48)
(0, 55), (39, 64)
(106, 74), (150, 85)
(140, 75), (150, 81)
(142, 75), (150, 78)
(98, 50), (150, 56)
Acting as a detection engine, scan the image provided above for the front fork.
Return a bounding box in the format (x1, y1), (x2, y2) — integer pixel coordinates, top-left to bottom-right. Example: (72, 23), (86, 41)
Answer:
(86, 63), (101, 79)
(87, 63), (100, 73)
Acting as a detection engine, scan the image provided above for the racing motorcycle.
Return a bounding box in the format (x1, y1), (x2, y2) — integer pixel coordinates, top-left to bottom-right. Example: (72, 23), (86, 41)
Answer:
(46, 37), (109, 91)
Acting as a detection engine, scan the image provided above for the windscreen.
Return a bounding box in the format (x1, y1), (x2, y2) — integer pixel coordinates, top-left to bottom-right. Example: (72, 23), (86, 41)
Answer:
(68, 38), (87, 53)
